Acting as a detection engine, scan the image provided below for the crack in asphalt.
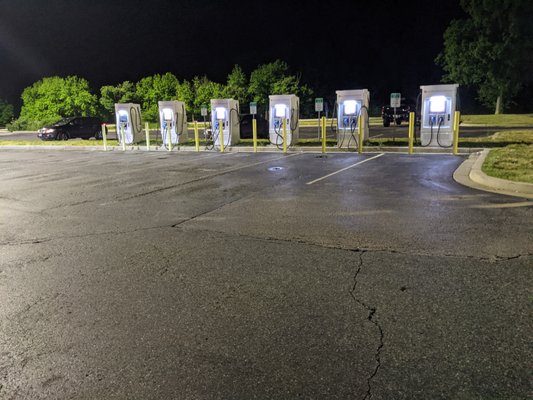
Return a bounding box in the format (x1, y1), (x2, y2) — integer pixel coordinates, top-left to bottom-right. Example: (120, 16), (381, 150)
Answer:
(350, 251), (384, 400)
(0, 195), (252, 247)
(170, 195), (251, 228)
(172, 225), (533, 263)
(11, 292), (62, 321)
(0, 238), (53, 246)
(44, 199), (94, 211)
(2, 223), (532, 265)
(2, 196), (531, 266)
(0, 226), (166, 247)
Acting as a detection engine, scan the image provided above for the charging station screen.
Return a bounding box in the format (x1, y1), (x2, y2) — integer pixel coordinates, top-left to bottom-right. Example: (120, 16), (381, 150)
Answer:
(118, 110), (129, 123)
(344, 100), (358, 115)
(215, 107), (226, 120)
(274, 104), (287, 118)
(162, 108), (173, 121)
(429, 96), (446, 113)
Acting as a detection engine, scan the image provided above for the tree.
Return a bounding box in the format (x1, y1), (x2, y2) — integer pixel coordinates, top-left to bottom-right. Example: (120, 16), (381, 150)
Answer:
(272, 75), (314, 117)
(99, 81), (136, 119)
(178, 76), (224, 120)
(248, 60), (314, 116)
(177, 79), (195, 116)
(135, 73), (180, 122)
(13, 76), (98, 130)
(0, 99), (14, 126)
(223, 64), (249, 107)
(192, 76), (224, 117)
(438, 0), (533, 113)
(248, 60), (291, 109)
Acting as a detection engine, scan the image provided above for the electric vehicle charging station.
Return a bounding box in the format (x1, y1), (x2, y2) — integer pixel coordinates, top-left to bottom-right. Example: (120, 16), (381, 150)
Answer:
(420, 84), (459, 147)
(158, 101), (188, 145)
(115, 103), (142, 145)
(335, 89), (369, 148)
(268, 94), (299, 146)
(210, 99), (240, 148)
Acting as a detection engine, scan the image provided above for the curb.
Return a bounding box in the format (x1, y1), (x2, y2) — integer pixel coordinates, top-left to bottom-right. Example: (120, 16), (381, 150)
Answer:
(454, 150), (533, 199)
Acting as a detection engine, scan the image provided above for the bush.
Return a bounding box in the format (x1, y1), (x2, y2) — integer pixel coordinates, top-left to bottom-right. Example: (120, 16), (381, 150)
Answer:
(11, 76), (98, 130)
(0, 99), (14, 126)
(7, 115), (53, 132)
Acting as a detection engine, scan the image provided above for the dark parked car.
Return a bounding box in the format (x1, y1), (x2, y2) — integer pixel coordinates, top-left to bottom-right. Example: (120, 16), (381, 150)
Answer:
(381, 103), (415, 127)
(37, 117), (103, 140)
(239, 114), (269, 139)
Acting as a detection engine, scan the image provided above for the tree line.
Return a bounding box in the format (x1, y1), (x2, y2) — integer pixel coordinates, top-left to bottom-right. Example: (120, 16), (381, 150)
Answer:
(6, 60), (313, 131)
(2, 0), (532, 130)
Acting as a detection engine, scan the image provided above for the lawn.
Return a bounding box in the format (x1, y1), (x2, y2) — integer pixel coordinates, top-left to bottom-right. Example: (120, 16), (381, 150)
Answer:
(482, 144), (533, 184)
(365, 129), (533, 148)
(460, 114), (533, 126)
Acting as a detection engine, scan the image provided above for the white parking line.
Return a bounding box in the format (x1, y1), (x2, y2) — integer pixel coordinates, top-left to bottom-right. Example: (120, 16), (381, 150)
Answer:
(470, 201), (533, 209)
(306, 153), (385, 185)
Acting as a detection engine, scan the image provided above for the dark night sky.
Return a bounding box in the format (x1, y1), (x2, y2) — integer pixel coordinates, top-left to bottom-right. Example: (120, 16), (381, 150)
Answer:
(0, 0), (464, 110)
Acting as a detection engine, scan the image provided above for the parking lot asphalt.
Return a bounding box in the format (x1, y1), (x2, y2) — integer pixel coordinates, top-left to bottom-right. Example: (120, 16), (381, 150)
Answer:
(0, 149), (531, 399)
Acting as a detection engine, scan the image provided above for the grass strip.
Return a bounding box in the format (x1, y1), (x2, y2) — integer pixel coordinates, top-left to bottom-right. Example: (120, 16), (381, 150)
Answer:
(482, 144), (533, 184)
(460, 114), (533, 126)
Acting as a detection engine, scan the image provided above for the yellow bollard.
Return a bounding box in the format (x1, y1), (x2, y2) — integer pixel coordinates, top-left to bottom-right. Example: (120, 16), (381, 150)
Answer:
(358, 114), (363, 154)
(167, 125), (171, 152)
(145, 122), (150, 151)
(121, 125), (126, 152)
(408, 112), (415, 155)
(282, 117), (287, 154)
(102, 124), (107, 151)
(219, 119), (225, 153)
(453, 111), (461, 155)
(194, 121), (200, 152)
(321, 116), (326, 153)
(252, 117), (257, 153)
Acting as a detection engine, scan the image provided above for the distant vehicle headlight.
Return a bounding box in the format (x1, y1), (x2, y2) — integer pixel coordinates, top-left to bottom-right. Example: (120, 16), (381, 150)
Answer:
(43, 128), (56, 133)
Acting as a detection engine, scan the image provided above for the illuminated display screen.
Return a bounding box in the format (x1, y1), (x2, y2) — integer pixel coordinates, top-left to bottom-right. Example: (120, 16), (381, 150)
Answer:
(274, 104), (287, 118)
(344, 100), (358, 115)
(215, 107), (226, 120)
(162, 108), (173, 121)
(118, 110), (128, 123)
(429, 96), (447, 113)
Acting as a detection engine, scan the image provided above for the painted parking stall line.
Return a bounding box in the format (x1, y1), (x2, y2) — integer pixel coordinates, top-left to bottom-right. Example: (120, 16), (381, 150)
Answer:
(306, 153), (385, 185)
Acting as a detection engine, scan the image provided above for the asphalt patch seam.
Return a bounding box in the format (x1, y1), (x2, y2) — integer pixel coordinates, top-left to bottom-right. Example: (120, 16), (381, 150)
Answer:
(350, 251), (384, 400)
